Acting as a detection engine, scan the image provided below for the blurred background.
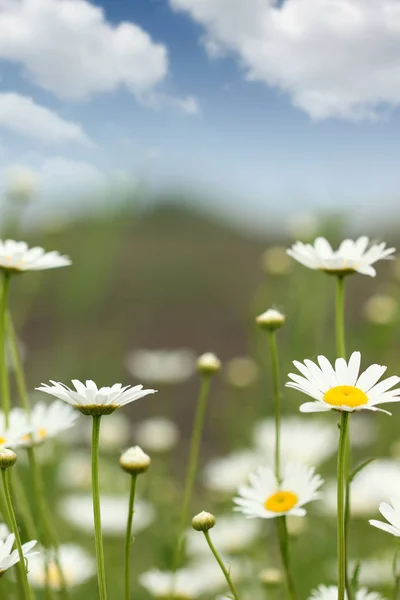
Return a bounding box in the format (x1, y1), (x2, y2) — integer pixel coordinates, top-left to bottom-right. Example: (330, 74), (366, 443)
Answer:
(2, 0), (400, 598)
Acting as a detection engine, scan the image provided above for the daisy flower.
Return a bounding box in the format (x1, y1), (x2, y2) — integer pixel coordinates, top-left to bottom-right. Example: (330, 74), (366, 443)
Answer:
(286, 351), (400, 414)
(12, 401), (79, 447)
(139, 567), (210, 599)
(35, 380), (157, 415)
(0, 240), (71, 273)
(0, 410), (32, 449)
(28, 544), (95, 590)
(369, 498), (400, 537)
(287, 236), (395, 277)
(125, 348), (196, 384)
(308, 585), (383, 600)
(0, 534), (37, 575)
(203, 450), (261, 494)
(234, 462), (323, 519)
(135, 417), (179, 453)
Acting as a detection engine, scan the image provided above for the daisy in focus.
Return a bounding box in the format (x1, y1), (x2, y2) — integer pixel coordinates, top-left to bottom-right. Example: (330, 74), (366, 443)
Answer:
(0, 534), (37, 575)
(12, 401), (79, 446)
(0, 240), (71, 273)
(28, 544), (95, 590)
(234, 462), (323, 519)
(36, 380), (156, 415)
(369, 498), (400, 537)
(308, 585), (383, 600)
(286, 351), (400, 414)
(287, 236), (395, 277)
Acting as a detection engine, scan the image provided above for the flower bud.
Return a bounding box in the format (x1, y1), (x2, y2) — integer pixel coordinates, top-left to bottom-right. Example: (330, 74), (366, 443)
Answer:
(0, 449), (17, 469)
(197, 353), (221, 375)
(191, 511), (216, 532)
(259, 568), (284, 586)
(256, 309), (285, 331)
(119, 446), (151, 475)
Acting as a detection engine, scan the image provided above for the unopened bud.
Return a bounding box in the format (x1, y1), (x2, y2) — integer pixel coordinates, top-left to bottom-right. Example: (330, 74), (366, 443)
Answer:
(259, 568), (284, 586)
(197, 353), (221, 375)
(256, 309), (285, 331)
(119, 446), (151, 475)
(191, 511), (216, 532)
(0, 449), (17, 469)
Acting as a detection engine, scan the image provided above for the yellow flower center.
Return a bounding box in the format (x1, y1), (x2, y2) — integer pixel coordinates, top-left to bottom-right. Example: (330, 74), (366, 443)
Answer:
(323, 385), (368, 408)
(36, 563), (70, 589)
(22, 428), (47, 443)
(264, 491), (298, 513)
(0, 436), (6, 445)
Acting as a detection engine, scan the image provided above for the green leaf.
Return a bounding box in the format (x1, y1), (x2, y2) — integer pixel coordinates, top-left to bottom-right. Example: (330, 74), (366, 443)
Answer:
(348, 458), (375, 485)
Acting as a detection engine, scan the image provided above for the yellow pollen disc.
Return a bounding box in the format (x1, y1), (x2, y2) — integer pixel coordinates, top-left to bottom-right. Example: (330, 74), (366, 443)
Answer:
(0, 436), (6, 445)
(264, 491), (298, 513)
(37, 428), (47, 439)
(324, 385), (368, 408)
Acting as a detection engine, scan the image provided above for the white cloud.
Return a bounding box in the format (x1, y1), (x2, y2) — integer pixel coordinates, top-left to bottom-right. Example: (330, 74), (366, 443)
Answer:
(169, 0), (400, 120)
(0, 93), (91, 144)
(143, 92), (201, 115)
(0, 0), (168, 101)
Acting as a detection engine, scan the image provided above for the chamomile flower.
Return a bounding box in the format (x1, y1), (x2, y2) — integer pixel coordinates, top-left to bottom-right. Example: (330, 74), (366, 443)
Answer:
(0, 534), (37, 574)
(28, 544), (95, 590)
(369, 498), (400, 537)
(36, 380), (156, 415)
(0, 410), (32, 449)
(286, 351), (400, 414)
(234, 462), (323, 519)
(308, 585), (383, 600)
(203, 450), (261, 494)
(139, 567), (209, 599)
(287, 236), (395, 277)
(0, 240), (71, 273)
(13, 401), (79, 447)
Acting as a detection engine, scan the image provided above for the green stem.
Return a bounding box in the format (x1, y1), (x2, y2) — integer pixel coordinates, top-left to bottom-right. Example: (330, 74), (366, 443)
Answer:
(203, 531), (240, 600)
(335, 276), (346, 359)
(6, 313), (31, 412)
(0, 273), (11, 424)
(1, 468), (33, 600)
(276, 517), (298, 600)
(92, 415), (108, 600)
(268, 330), (281, 482)
(337, 412), (349, 600)
(124, 474), (137, 600)
(173, 375), (211, 569)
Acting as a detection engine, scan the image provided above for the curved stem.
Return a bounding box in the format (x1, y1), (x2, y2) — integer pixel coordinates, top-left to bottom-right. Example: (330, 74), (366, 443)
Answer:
(268, 330), (281, 483)
(0, 273), (11, 424)
(1, 468), (33, 600)
(124, 474), (137, 600)
(337, 412), (349, 600)
(276, 517), (298, 600)
(172, 375), (211, 570)
(92, 415), (108, 600)
(203, 531), (240, 600)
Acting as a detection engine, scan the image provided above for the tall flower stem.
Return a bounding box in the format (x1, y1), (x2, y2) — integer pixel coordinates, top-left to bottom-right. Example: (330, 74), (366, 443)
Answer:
(172, 375), (211, 570)
(124, 474), (137, 600)
(0, 273), (11, 423)
(92, 415), (108, 600)
(276, 517), (298, 600)
(1, 468), (33, 600)
(203, 530), (240, 600)
(268, 330), (281, 482)
(335, 276), (346, 359)
(337, 412), (349, 600)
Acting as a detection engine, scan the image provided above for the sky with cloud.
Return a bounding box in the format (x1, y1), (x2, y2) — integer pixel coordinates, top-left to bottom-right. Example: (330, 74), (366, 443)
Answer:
(1, 0), (400, 227)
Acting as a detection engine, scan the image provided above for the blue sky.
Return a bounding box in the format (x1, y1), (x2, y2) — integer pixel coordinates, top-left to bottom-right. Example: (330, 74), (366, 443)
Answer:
(1, 0), (400, 228)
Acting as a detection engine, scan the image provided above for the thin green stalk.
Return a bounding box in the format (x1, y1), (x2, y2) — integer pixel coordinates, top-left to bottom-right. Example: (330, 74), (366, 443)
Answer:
(6, 314), (31, 412)
(268, 330), (281, 482)
(173, 375), (211, 569)
(337, 412), (349, 600)
(124, 474), (137, 600)
(335, 276), (346, 359)
(203, 530), (240, 600)
(92, 415), (108, 600)
(276, 517), (298, 600)
(1, 468), (33, 600)
(0, 273), (11, 424)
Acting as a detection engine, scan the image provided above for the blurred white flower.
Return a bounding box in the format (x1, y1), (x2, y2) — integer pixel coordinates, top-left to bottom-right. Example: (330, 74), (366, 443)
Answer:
(126, 349), (196, 384)
(139, 567), (209, 599)
(28, 544), (95, 590)
(287, 237), (395, 277)
(261, 246), (292, 275)
(0, 534), (37, 574)
(0, 410), (32, 450)
(81, 412), (131, 450)
(352, 556), (393, 586)
(12, 401), (79, 447)
(0, 524), (9, 540)
(286, 214), (318, 240)
(203, 450), (261, 494)
(0, 240), (71, 273)
(364, 294), (398, 325)
(322, 460), (400, 516)
(57, 452), (92, 490)
(5, 165), (39, 202)
(234, 463), (323, 519)
(135, 417), (179, 453)
(60, 494), (154, 536)
(309, 585), (382, 600)
(190, 557), (250, 592)
(224, 357), (259, 388)
(186, 514), (259, 556)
